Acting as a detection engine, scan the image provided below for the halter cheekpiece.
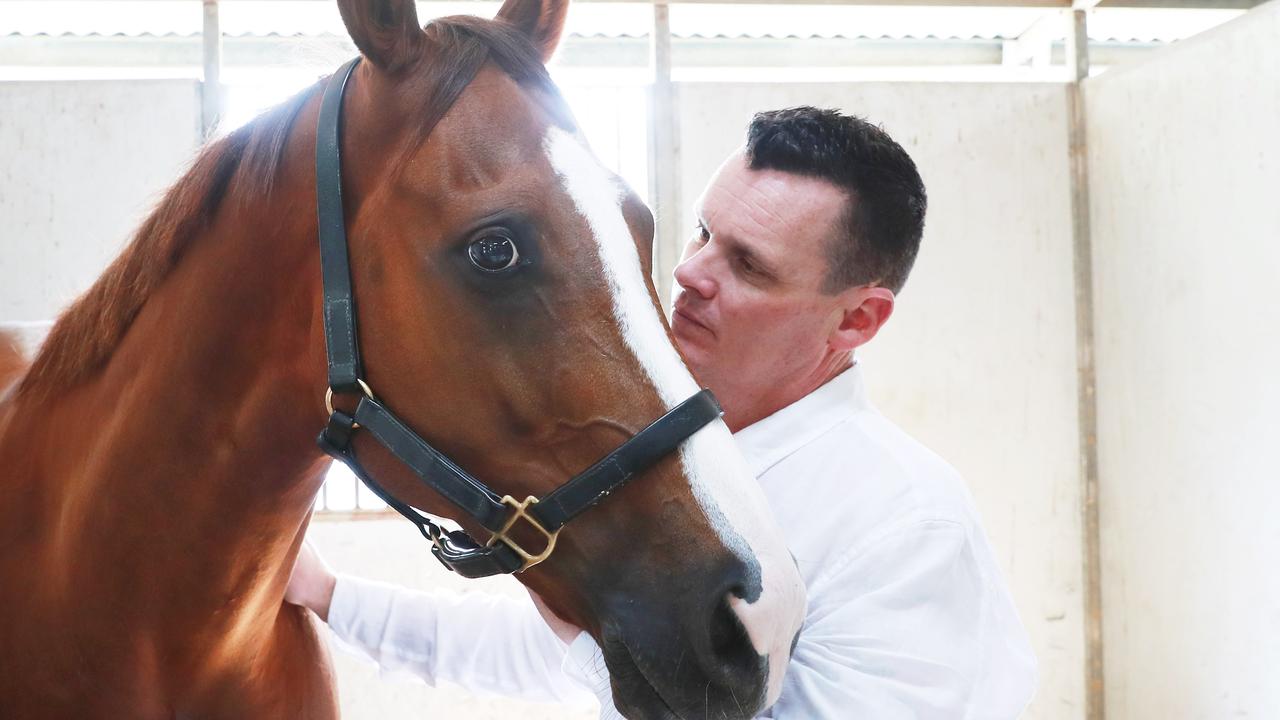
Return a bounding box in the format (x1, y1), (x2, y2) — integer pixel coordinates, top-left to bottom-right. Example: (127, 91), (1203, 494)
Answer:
(314, 58), (723, 578)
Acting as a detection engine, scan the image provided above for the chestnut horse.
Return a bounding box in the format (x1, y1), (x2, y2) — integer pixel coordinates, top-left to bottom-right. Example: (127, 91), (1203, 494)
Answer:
(0, 0), (805, 718)
(0, 332), (21, 394)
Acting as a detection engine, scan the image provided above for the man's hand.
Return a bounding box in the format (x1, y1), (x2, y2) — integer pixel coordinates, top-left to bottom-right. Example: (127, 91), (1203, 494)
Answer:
(528, 589), (582, 646)
(285, 540), (338, 622)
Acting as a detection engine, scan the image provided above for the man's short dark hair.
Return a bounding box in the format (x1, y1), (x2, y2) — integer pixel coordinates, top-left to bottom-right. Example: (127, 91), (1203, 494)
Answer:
(745, 106), (927, 295)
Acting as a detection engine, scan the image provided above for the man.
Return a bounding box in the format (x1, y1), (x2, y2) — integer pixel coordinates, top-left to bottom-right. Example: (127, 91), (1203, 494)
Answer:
(287, 106), (1038, 718)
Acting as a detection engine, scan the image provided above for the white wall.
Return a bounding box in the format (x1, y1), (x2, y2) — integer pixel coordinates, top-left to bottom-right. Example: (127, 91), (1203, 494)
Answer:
(1085, 3), (1280, 718)
(0, 80), (201, 325)
(674, 82), (1085, 718)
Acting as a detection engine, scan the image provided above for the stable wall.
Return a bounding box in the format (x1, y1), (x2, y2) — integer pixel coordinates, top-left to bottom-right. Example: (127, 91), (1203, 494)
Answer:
(1085, 3), (1280, 718)
(674, 82), (1085, 718)
(0, 80), (201, 325)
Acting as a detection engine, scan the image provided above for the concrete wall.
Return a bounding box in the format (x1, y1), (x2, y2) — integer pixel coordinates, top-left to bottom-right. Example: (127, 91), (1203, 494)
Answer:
(1084, 3), (1280, 718)
(0, 80), (201, 325)
(674, 82), (1086, 718)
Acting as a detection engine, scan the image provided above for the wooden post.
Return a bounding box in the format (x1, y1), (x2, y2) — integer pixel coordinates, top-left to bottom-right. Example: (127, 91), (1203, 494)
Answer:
(1067, 8), (1106, 720)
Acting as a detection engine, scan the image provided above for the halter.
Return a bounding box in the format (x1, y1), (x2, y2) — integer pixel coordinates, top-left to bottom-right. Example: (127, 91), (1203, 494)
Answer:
(314, 58), (723, 579)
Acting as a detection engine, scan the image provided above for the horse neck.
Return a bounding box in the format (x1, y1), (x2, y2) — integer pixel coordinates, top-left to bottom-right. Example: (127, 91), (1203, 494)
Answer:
(5, 132), (331, 646)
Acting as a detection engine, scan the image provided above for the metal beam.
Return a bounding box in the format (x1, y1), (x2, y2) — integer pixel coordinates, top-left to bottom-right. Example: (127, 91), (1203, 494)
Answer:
(200, 0), (221, 136)
(1095, 0), (1260, 6)
(1067, 6), (1091, 81)
(0, 0), (1266, 8)
(1002, 9), (1066, 68)
(0, 33), (1165, 70)
(649, 1), (681, 310)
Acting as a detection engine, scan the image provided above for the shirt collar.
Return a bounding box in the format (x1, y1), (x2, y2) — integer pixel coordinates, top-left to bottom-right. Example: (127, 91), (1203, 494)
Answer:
(733, 363), (870, 478)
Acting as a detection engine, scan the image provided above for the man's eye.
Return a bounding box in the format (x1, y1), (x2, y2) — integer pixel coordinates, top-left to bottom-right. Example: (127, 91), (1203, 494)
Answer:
(737, 256), (759, 276)
(696, 226), (710, 243)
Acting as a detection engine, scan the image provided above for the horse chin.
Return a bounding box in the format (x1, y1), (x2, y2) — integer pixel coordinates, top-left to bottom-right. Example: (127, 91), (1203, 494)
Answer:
(601, 633), (684, 720)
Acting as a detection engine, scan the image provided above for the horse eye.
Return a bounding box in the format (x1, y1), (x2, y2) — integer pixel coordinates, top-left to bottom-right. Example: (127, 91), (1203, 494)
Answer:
(468, 233), (520, 273)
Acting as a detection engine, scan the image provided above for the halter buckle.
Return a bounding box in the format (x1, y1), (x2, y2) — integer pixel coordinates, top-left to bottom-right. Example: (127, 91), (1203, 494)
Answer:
(486, 495), (560, 572)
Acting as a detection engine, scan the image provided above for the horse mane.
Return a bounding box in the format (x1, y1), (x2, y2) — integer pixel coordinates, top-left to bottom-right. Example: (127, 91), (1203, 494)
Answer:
(0, 330), (26, 396)
(14, 81), (320, 400)
(17, 14), (568, 401)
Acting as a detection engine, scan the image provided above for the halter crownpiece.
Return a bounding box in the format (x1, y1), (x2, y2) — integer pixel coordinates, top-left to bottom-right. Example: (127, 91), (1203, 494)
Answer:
(313, 57), (724, 578)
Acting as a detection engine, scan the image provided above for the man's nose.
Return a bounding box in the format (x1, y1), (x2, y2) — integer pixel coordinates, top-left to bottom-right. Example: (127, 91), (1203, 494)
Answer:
(673, 243), (717, 300)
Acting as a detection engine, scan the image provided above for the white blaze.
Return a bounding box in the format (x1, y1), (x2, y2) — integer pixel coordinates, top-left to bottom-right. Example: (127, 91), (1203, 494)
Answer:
(545, 127), (805, 705)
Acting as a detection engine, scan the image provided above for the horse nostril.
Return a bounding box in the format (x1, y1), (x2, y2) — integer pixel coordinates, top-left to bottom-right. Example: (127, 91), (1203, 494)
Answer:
(708, 591), (760, 677)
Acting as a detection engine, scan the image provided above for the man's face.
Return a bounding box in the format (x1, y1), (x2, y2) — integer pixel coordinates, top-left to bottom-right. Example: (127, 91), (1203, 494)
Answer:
(671, 151), (853, 430)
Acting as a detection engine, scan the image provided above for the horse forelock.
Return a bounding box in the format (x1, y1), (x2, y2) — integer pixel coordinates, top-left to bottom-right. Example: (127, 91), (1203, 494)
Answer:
(18, 11), (567, 402)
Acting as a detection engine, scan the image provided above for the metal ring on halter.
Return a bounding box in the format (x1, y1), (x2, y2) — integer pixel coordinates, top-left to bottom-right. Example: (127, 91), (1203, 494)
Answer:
(324, 378), (375, 419)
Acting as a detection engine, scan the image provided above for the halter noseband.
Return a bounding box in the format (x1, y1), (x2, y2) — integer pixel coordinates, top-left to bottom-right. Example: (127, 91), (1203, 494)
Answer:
(313, 58), (723, 579)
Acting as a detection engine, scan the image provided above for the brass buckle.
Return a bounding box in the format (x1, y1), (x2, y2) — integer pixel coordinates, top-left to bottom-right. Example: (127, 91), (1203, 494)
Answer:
(486, 495), (560, 572)
(324, 379), (375, 428)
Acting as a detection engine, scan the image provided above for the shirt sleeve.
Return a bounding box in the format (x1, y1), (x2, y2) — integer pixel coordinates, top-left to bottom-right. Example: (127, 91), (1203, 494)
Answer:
(761, 519), (1035, 720)
(326, 574), (597, 707)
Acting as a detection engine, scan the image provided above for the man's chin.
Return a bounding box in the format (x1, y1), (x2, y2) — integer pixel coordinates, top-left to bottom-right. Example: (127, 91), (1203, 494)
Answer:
(671, 316), (712, 352)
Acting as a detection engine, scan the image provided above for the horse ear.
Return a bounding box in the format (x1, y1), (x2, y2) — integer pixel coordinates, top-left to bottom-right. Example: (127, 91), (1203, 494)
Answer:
(336, 0), (423, 71)
(495, 0), (570, 63)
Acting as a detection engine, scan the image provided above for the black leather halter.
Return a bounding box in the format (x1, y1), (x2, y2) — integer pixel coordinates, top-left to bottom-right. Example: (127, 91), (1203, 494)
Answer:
(313, 58), (723, 578)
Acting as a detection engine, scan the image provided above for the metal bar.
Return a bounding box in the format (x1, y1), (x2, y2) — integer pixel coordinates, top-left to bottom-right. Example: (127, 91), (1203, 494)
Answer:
(1002, 9), (1065, 68)
(1066, 7), (1105, 720)
(1067, 7), (1091, 81)
(648, 1), (681, 311)
(0, 33), (1167, 70)
(0, 0), (1263, 7)
(1095, 0), (1260, 6)
(312, 510), (400, 522)
(200, 0), (221, 137)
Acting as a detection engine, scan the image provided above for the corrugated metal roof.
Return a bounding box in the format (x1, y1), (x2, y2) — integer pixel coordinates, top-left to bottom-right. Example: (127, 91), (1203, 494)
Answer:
(0, 3), (1246, 45)
(0, 30), (1187, 44)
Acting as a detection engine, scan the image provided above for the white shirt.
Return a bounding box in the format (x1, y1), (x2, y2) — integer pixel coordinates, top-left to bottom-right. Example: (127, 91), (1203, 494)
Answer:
(328, 365), (1038, 718)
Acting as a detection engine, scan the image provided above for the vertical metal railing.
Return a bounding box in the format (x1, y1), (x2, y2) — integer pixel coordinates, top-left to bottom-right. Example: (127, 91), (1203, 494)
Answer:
(200, 0), (222, 137)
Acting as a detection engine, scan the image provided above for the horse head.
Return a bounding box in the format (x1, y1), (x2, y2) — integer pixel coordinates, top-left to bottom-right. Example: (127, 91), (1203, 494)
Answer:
(320, 0), (805, 716)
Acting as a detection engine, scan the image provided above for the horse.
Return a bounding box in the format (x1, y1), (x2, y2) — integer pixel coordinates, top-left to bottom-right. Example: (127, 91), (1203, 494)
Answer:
(0, 331), (24, 396)
(0, 0), (805, 718)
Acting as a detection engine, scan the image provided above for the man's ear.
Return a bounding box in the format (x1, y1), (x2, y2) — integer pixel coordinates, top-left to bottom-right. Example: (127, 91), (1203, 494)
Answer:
(495, 0), (570, 63)
(829, 287), (895, 353)
(336, 0), (423, 71)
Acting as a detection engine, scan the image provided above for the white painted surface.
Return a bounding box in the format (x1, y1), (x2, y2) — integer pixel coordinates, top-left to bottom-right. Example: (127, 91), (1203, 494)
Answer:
(673, 82), (1084, 719)
(0, 79), (201, 324)
(1085, 3), (1280, 718)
